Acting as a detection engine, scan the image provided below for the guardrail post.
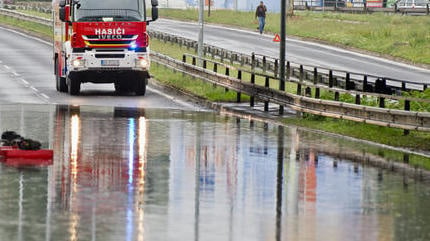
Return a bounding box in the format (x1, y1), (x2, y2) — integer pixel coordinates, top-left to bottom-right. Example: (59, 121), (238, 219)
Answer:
(305, 87), (312, 97)
(297, 84), (302, 95)
(192, 57), (196, 66)
(424, 84), (428, 91)
(240, 55), (245, 66)
(329, 70), (334, 88)
(225, 67), (230, 92)
(250, 74), (255, 107)
(315, 88), (320, 99)
(375, 78), (387, 94)
(203, 60), (207, 69)
(427, 3), (429, 15)
(274, 59), (279, 78)
(379, 97), (385, 108)
(334, 92), (339, 101)
(237, 70), (242, 102)
(401, 82), (406, 91)
(262, 56), (267, 73)
(313, 67), (318, 84)
(286, 61), (291, 79)
(345, 73), (352, 90)
(299, 65), (304, 82)
(251, 53), (255, 71)
(404, 100), (410, 135)
(182, 55), (186, 63)
(355, 94), (361, 105)
(264, 77), (270, 111)
(363, 75), (368, 92)
(211, 63), (218, 88)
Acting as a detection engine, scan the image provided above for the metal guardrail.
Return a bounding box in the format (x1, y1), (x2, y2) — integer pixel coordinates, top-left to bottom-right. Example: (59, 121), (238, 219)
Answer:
(152, 52), (430, 131)
(0, 8), (51, 26)
(149, 31), (429, 95)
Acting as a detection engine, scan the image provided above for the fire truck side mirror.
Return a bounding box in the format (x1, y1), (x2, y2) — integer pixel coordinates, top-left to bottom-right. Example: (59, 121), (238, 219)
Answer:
(150, 0), (158, 21)
(151, 7), (158, 21)
(59, 6), (66, 22)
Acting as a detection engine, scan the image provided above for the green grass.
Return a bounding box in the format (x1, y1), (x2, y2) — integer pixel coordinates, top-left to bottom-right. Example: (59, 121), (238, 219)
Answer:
(16, 9), (51, 19)
(0, 15), (52, 37)
(285, 114), (430, 151)
(159, 9), (430, 65)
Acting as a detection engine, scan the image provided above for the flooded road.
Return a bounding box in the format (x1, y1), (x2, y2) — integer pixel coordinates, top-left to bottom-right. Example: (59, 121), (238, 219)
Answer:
(0, 104), (429, 241)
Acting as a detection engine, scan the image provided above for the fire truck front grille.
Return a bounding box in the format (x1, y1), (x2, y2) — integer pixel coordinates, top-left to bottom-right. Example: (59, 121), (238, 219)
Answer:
(85, 35), (135, 39)
(95, 54), (126, 58)
(88, 40), (133, 45)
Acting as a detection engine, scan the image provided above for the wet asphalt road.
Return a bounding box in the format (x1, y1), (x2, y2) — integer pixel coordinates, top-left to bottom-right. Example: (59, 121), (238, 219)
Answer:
(0, 26), (194, 109)
(0, 104), (430, 241)
(150, 18), (430, 84)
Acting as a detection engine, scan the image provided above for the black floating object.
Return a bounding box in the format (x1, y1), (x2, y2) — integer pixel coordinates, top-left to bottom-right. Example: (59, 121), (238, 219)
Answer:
(18, 139), (41, 151)
(2, 131), (21, 142)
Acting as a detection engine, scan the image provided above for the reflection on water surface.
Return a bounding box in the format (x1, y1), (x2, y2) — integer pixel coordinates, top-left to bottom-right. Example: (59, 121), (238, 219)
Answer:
(0, 104), (429, 241)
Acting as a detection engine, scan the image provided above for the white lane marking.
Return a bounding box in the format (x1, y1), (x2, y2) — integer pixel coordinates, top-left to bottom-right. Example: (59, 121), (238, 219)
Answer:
(20, 79), (29, 85)
(30, 86), (39, 92)
(3, 65), (10, 70)
(147, 85), (199, 109)
(12, 72), (20, 77)
(41, 93), (50, 99)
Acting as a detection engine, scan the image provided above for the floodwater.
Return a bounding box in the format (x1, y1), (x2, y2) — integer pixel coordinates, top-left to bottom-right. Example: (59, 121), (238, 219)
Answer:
(0, 104), (430, 241)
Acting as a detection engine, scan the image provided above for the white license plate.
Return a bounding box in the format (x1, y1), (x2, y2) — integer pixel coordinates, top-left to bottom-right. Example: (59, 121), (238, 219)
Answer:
(101, 60), (119, 66)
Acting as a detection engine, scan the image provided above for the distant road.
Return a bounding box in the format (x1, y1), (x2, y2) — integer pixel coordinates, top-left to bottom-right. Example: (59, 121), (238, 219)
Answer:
(150, 18), (430, 85)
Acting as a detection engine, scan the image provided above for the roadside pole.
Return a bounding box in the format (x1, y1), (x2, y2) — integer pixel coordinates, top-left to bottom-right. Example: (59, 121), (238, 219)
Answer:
(198, 0), (204, 65)
(0, 0), (3, 9)
(279, 0), (287, 115)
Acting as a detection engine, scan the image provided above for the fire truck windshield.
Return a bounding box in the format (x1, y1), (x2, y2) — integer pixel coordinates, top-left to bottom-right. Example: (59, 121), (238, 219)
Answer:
(74, 0), (144, 22)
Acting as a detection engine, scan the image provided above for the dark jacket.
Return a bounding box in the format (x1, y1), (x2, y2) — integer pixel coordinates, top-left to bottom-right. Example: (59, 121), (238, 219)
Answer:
(255, 5), (267, 18)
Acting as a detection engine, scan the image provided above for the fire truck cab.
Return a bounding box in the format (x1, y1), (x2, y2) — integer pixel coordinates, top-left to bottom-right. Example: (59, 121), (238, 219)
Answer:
(52, 0), (158, 96)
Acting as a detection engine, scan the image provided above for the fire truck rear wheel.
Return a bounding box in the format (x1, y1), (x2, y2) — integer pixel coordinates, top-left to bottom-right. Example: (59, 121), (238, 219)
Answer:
(67, 76), (80, 96)
(135, 78), (147, 96)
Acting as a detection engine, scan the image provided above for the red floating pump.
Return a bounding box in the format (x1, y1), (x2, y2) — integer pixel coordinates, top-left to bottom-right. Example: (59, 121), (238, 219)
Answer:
(0, 146), (53, 167)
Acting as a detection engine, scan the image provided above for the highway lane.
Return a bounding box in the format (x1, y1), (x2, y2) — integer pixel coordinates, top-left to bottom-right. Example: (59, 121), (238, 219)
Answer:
(0, 26), (195, 109)
(150, 18), (430, 84)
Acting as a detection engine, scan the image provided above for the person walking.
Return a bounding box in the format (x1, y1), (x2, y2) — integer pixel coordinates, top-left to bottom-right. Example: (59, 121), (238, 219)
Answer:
(255, 1), (267, 34)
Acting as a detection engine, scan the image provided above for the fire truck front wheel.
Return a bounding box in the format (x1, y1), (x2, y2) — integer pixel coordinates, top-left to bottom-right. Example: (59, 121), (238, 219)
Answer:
(56, 75), (68, 93)
(67, 75), (80, 96)
(135, 77), (147, 96)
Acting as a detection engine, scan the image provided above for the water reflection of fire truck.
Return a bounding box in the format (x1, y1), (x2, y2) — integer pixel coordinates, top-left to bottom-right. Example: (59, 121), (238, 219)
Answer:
(53, 106), (149, 239)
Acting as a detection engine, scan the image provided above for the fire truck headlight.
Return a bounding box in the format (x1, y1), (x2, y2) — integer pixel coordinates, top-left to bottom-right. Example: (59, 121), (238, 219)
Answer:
(136, 58), (149, 69)
(72, 59), (85, 68)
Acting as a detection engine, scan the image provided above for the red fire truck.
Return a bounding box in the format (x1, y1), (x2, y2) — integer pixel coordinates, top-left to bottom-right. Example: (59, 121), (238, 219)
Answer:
(52, 0), (158, 95)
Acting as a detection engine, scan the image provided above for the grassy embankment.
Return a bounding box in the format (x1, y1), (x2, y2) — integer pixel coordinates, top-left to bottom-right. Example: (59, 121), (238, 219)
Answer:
(159, 9), (430, 65)
(1, 12), (430, 152)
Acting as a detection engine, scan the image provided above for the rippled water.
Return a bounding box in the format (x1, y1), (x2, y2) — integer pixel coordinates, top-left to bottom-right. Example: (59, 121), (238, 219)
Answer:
(0, 104), (429, 241)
